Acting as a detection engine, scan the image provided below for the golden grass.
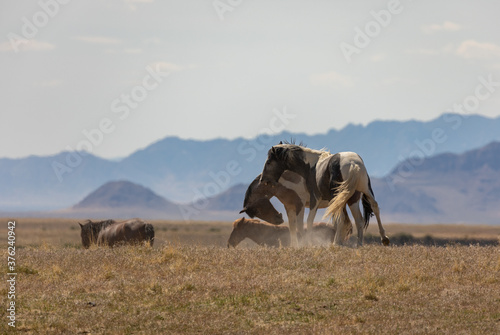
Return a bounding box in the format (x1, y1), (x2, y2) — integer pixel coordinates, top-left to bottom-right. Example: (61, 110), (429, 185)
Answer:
(2, 218), (500, 248)
(1, 244), (499, 334)
(0, 218), (499, 334)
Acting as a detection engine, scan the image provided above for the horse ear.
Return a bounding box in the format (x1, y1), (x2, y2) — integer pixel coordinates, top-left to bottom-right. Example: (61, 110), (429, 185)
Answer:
(78, 222), (83, 228)
(279, 141), (283, 144)
(272, 146), (284, 157)
(239, 208), (247, 214)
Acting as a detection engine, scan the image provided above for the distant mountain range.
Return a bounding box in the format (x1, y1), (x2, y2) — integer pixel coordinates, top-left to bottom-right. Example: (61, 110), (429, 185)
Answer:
(195, 141), (500, 224)
(2, 113), (500, 217)
(26, 140), (500, 224)
(372, 141), (500, 224)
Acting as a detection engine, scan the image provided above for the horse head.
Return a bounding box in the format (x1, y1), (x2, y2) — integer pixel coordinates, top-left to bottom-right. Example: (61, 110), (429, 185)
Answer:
(241, 175), (284, 225)
(78, 221), (94, 249)
(239, 198), (283, 225)
(227, 218), (246, 248)
(260, 145), (289, 186)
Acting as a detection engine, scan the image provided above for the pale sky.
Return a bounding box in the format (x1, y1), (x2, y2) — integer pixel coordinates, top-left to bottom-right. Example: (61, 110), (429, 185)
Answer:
(1, 0), (500, 159)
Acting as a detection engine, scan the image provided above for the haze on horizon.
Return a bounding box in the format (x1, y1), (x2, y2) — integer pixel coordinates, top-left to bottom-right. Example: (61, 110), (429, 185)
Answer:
(1, 0), (500, 159)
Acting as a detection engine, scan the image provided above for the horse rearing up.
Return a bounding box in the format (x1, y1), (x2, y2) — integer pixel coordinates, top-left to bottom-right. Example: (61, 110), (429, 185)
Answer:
(79, 218), (154, 248)
(260, 143), (389, 246)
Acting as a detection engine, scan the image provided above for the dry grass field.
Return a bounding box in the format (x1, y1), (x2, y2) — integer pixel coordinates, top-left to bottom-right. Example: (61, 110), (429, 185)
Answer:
(1, 218), (499, 334)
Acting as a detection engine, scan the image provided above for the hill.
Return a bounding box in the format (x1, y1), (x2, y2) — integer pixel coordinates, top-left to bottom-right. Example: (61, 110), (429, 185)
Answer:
(68, 180), (183, 219)
(373, 142), (500, 223)
(73, 180), (176, 210)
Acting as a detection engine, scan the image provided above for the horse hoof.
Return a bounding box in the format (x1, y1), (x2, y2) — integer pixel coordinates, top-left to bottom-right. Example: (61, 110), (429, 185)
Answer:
(382, 237), (390, 246)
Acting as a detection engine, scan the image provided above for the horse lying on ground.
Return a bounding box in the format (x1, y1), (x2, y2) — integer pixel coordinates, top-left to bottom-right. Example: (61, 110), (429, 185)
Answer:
(78, 218), (154, 248)
(227, 218), (338, 248)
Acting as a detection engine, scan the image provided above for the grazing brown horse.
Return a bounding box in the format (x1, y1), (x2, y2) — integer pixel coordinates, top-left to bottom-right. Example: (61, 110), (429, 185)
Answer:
(79, 218), (154, 248)
(227, 218), (337, 248)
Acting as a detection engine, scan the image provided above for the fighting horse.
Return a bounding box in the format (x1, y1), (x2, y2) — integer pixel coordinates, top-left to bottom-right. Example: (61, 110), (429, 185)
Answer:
(227, 218), (336, 248)
(241, 171), (353, 246)
(79, 218), (155, 248)
(259, 143), (389, 246)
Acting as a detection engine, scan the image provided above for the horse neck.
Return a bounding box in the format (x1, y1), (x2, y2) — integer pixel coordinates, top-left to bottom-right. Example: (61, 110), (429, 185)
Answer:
(302, 150), (323, 166)
(243, 176), (261, 207)
(94, 220), (114, 235)
(99, 221), (113, 230)
(286, 149), (325, 179)
(252, 182), (276, 201)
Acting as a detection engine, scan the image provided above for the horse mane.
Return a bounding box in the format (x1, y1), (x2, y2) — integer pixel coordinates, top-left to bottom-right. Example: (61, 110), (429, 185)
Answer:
(233, 218), (245, 228)
(84, 219), (116, 237)
(234, 218), (274, 228)
(86, 219), (116, 228)
(243, 175), (261, 207)
(273, 143), (330, 165)
(280, 139), (306, 147)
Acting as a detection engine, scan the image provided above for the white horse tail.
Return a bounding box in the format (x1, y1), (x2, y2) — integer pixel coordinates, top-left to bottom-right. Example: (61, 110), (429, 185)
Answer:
(324, 163), (360, 222)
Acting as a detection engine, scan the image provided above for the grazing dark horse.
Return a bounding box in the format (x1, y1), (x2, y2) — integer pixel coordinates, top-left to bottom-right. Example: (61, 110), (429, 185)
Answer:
(78, 218), (154, 248)
(241, 171), (353, 246)
(260, 143), (389, 246)
(227, 218), (337, 248)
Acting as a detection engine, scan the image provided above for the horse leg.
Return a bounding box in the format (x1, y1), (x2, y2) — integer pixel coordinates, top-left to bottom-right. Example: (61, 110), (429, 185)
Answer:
(364, 193), (390, 246)
(342, 207), (353, 243)
(333, 208), (347, 246)
(296, 207), (305, 246)
(285, 206), (299, 247)
(306, 205), (318, 246)
(349, 200), (365, 247)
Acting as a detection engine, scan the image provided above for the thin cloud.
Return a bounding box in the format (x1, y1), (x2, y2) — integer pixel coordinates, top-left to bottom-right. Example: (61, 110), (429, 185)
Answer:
(0, 40), (55, 52)
(422, 21), (461, 34)
(74, 36), (122, 45)
(406, 44), (454, 56)
(150, 61), (185, 72)
(456, 40), (500, 60)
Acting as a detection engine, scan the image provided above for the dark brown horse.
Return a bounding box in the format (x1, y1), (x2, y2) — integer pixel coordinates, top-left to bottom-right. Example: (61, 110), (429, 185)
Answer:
(227, 218), (337, 248)
(79, 218), (154, 248)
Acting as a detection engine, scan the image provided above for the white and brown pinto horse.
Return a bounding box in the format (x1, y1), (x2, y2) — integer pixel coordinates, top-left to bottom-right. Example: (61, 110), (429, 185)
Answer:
(241, 171), (353, 246)
(259, 143), (390, 246)
(79, 218), (155, 248)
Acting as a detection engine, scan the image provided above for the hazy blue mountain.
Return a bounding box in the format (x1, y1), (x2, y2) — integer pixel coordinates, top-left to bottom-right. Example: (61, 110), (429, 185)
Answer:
(73, 180), (177, 211)
(372, 141), (500, 224)
(200, 141), (500, 224)
(0, 152), (119, 211)
(2, 113), (500, 212)
(65, 180), (183, 220)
